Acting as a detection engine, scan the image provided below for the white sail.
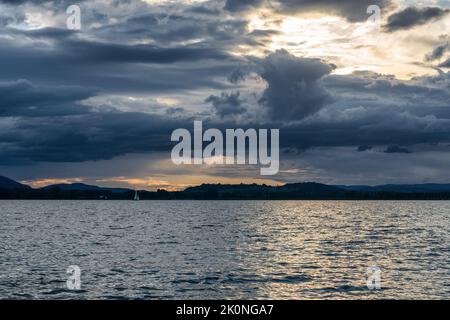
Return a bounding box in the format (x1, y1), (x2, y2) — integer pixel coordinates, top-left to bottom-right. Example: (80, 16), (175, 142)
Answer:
(134, 190), (140, 201)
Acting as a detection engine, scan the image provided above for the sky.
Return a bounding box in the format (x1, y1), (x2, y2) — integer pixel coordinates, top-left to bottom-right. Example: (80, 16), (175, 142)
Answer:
(0, 0), (450, 190)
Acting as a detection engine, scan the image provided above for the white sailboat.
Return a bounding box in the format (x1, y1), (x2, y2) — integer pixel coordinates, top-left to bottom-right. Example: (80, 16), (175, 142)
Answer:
(134, 190), (140, 201)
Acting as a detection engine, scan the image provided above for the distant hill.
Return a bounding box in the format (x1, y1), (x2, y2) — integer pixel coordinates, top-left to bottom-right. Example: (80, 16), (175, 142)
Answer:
(0, 176), (31, 190)
(282, 182), (345, 193)
(184, 182), (356, 199)
(1, 175), (450, 200)
(181, 182), (450, 200)
(339, 184), (450, 193)
(40, 183), (129, 193)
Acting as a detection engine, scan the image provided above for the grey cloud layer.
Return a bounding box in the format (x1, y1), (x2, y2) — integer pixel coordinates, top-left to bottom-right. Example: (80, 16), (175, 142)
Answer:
(0, 80), (95, 117)
(256, 50), (335, 121)
(0, 0), (450, 169)
(385, 6), (450, 31)
(426, 42), (450, 62)
(205, 92), (246, 118)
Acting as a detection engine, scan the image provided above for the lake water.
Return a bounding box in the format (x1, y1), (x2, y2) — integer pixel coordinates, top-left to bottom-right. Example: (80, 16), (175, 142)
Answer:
(0, 200), (449, 299)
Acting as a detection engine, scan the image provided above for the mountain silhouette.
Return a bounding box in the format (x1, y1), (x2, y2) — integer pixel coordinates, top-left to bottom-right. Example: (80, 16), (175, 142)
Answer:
(1, 175), (450, 200)
(41, 183), (128, 193)
(0, 176), (31, 190)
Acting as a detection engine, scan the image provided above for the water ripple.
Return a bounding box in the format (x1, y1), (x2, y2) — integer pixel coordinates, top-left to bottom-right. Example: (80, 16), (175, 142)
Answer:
(0, 200), (449, 299)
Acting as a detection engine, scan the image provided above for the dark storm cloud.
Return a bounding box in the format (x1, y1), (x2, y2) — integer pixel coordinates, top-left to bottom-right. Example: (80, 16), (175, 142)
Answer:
(188, 3), (221, 15)
(4, 28), (231, 64)
(228, 66), (450, 151)
(205, 92), (246, 118)
(287, 71), (450, 150)
(0, 36), (236, 94)
(384, 145), (412, 153)
(224, 0), (264, 12)
(0, 0), (47, 3)
(0, 80), (96, 117)
(439, 58), (450, 68)
(357, 145), (372, 152)
(0, 0), (85, 5)
(1, 1), (450, 170)
(0, 14), (14, 27)
(0, 5), (25, 26)
(11, 27), (77, 39)
(425, 42), (450, 62)
(208, 53), (450, 150)
(228, 65), (250, 84)
(0, 0), (258, 94)
(93, 10), (250, 47)
(0, 112), (187, 164)
(323, 71), (450, 111)
(64, 40), (230, 64)
(0, 82), (193, 164)
(0, 0), (249, 94)
(385, 6), (450, 32)
(277, 108), (450, 152)
(256, 49), (335, 121)
(2, 70), (450, 164)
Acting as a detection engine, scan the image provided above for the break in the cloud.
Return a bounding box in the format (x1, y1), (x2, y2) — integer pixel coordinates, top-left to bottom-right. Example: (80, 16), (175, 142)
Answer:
(277, 0), (394, 22)
(225, 0), (394, 22)
(0, 0), (450, 188)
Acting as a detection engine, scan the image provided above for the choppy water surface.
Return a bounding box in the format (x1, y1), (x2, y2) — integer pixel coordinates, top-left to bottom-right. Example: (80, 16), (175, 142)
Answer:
(0, 200), (449, 299)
